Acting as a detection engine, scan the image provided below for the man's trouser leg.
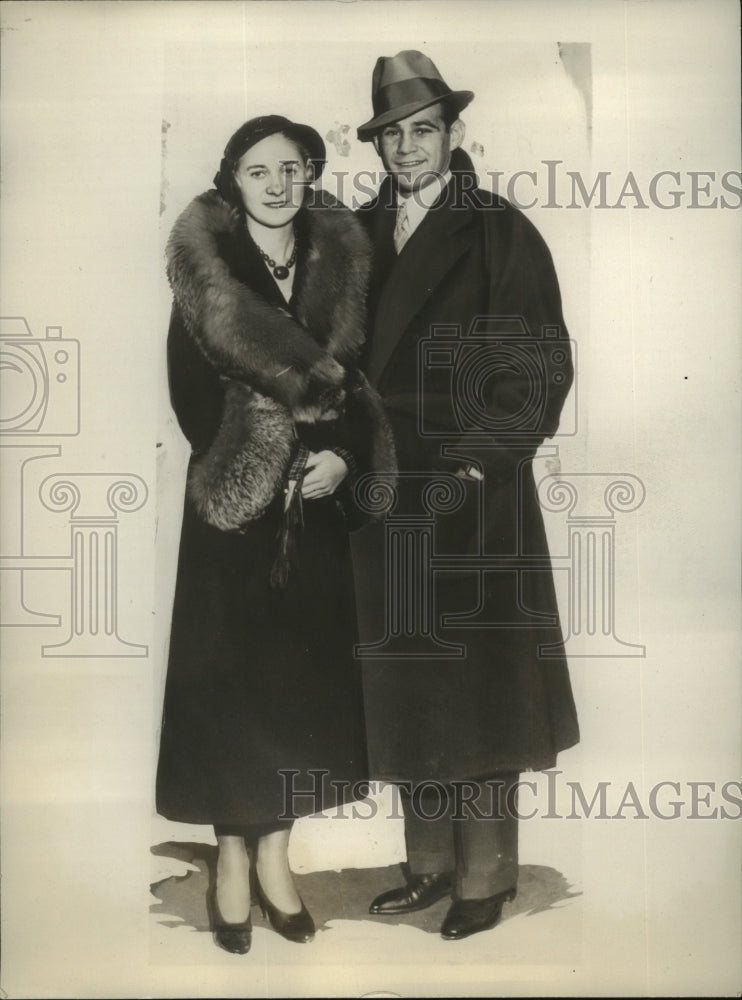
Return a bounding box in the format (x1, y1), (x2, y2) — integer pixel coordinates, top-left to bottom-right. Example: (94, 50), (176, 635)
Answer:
(401, 775), (519, 897)
(451, 774), (519, 899)
(401, 783), (455, 877)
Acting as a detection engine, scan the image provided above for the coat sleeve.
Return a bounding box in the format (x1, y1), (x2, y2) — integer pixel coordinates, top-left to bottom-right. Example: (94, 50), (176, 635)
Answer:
(166, 301), (227, 453)
(166, 191), (345, 422)
(330, 369), (398, 529)
(444, 202), (574, 485)
(343, 370), (397, 468)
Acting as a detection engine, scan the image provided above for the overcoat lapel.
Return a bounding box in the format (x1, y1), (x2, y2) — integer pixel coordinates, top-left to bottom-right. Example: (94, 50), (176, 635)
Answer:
(367, 182), (477, 387)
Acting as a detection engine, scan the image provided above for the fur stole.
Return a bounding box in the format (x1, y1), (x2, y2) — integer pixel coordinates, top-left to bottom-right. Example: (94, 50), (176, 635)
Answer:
(167, 189), (368, 419)
(166, 189), (395, 534)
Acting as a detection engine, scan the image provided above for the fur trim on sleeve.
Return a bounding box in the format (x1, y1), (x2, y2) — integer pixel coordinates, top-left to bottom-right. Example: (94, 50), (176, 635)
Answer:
(187, 382), (294, 531)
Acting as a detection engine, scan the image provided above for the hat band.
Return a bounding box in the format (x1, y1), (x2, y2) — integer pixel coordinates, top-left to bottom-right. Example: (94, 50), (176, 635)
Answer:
(373, 77), (452, 117)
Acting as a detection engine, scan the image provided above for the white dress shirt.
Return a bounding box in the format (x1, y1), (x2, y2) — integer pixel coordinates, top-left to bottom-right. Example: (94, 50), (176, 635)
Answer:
(394, 170), (452, 253)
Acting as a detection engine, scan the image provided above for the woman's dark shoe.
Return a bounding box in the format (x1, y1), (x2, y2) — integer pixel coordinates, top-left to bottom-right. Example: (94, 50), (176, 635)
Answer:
(206, 881), (253, 955)
(369, 872), (453, 915)
(440, 887), (517, 941)
(253, 871), (315, 943)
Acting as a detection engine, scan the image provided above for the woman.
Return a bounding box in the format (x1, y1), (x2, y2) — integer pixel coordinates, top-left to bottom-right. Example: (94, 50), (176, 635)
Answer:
(156, 115), (395, 955)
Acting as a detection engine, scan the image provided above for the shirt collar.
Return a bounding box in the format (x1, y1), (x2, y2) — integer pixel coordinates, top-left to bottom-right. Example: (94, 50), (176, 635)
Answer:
(397, 170), (452, 229)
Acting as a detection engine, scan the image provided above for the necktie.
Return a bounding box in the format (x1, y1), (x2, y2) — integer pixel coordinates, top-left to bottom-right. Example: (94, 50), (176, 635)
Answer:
(393, 200), (411, 254)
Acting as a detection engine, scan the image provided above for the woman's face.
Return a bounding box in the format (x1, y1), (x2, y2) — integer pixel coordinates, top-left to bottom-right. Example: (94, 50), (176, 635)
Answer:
(233, 133), (311, 228)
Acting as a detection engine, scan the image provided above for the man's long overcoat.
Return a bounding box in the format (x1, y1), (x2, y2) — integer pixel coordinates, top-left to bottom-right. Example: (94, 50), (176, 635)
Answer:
(353, 160), (580, 783)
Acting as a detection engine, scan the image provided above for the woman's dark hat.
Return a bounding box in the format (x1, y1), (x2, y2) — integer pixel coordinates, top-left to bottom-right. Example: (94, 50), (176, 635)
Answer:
(357, 50), (474, 141)
(214, 115), (326, 204)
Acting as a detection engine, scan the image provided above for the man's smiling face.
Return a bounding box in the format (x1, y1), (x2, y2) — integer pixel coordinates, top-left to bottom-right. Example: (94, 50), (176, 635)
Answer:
(374, 102), (464, 194)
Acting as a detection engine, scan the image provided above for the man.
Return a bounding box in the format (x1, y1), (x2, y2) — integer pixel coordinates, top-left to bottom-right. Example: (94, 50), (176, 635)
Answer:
(352, 50), (580, 941)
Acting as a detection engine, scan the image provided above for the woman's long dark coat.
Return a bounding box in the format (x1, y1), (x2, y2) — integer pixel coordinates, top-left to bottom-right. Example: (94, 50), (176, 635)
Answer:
(156, 191), (395, 826)
(353, 164), (580, 784)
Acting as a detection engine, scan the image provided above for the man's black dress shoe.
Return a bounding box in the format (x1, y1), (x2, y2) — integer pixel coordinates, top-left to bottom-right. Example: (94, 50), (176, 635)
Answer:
(440, 887), (516, 940)
(369, 872), (453, 915)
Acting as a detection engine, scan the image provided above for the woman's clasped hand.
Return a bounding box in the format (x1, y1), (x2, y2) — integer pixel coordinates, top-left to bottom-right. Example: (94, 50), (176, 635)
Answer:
(300, 450), (349, 499)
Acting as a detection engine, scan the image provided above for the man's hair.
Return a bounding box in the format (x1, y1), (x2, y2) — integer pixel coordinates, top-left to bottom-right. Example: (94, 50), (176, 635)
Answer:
(439, 100), (460, 130)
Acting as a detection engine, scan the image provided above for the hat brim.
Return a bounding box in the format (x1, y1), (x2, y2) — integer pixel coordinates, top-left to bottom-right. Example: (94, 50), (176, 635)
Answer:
(357, 90), (474, 141)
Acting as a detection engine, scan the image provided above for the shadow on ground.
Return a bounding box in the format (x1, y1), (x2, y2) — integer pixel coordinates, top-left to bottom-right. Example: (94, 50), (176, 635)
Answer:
(151, 841), (580, 936)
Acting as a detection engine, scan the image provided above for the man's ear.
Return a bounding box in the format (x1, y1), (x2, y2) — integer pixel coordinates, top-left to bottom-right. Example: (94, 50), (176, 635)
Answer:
(449, 118), (465, 152)
(372, 136), (381, 156)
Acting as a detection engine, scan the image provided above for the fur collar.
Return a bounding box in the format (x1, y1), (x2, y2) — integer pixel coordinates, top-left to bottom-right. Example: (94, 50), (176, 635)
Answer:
(167, 189), (372, 421)
(168, 188), (396, 541)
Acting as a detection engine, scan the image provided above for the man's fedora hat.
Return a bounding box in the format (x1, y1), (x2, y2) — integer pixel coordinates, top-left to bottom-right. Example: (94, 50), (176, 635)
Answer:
(357, 50), (474, 141)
